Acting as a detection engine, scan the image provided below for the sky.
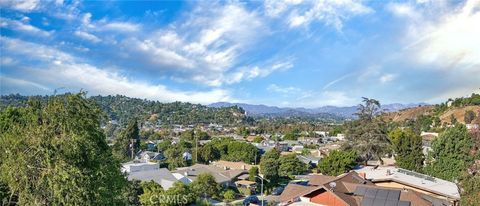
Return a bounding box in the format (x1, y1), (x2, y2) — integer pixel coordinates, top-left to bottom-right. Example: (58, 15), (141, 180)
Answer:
(0, 0), (479, 107)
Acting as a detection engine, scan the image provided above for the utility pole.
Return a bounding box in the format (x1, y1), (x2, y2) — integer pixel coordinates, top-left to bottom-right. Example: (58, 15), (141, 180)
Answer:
(256, 175), (269, 206)
(130, 139), (136, 160)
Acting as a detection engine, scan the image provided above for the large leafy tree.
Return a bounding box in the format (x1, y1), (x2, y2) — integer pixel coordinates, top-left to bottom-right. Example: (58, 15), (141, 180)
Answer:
(425, 124), (474, 181)
(189, 173), (220, 199)
(198, 144), (220, 163)
(259, 149), (281, 182)
(345, 97), (390, 165)
(0, 94), (128, 205)
(113, 118), (140, 160)
(389, 128), (424, 172)
(278, 154), (307, 176)
(317, 150), (357, 176)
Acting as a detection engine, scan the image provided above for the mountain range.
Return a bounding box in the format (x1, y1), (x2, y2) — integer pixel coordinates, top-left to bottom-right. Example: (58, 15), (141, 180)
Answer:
(208, 102), (428, 118)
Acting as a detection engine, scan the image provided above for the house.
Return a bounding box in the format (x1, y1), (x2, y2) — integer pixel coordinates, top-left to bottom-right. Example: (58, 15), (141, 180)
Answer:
(354, 166), (460, 205)
(291, 145), (305, 153)
(279, 171), (451, 206)
(211, 160), (254, 171)
(173, 164), (248, 187)
(298, 137), (321, 145)
(127, 168), (178, 190)
(136, 151), (165, 161)
(297, 155), (322, 166)
(121, 160), (159, 173)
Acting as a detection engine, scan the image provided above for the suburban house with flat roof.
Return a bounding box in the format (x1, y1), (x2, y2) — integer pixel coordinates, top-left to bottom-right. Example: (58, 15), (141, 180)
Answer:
(354, 166), (460, 205)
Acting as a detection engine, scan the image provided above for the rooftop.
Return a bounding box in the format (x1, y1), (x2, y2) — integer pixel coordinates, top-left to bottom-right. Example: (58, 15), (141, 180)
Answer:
(354, 166), (460, 200)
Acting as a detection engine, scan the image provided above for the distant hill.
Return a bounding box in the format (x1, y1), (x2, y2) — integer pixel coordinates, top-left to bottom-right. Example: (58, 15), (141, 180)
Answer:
(382, 93), (480, 124)
(208, 102), (427, 118)
(0, 94), (248, 126)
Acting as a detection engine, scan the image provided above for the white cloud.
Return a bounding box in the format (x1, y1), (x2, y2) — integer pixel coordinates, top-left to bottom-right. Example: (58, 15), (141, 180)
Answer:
(114, 2), (283, 87)
(379, 74), (396, 83)
(266, 0), (373, 30)
(0, 0), (40, 12)
(102, 22), (140, 32)
(0, 37), (234, 104)
(393, 0), (480, 71)
(295, 90), (356, 107)
(0, 17), (52, 37)
(74, 30), (100, 43)
(267, 84), (300, 94)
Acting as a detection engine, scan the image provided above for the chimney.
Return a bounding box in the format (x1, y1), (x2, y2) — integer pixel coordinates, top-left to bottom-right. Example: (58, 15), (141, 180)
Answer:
(242, 164), (246, 170)
(387, 169), (392, 176)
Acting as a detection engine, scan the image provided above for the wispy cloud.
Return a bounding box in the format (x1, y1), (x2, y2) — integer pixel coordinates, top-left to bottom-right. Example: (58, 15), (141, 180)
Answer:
(0, 17), (53, 37)
(265, 0), (373, 30)
(0, 37), (234, 104)
(267, 84), (300, 94)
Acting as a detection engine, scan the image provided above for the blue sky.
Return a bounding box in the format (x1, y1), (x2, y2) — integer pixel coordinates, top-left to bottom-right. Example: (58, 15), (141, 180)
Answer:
(1, 0), (479, 107)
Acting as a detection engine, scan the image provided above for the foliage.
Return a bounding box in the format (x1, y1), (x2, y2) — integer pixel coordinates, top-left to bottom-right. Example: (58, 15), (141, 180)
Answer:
(425, 124), (474, 181)
(180, 130), (194, 141)
(317, 150), (357, 176)
(157, 140), (172, 152)
(139, 181), (164, 206)
(162, 181), (195, 206)
(465, 110), (476, 124)
(459, 173), (480, 206)
(190, 173), (220, 199)
(0, 94), (248, 128)
(124, 180), (143, 206)
(164, 144), (189, 170)
(260, 149), (281, 182)
(0, 93), (128, 205)
(201, 140), (260, 164)
(345, 98), (390, 165)
(198, 144), (221, 163)
(389, 128), (424, 172)
(249, 166), (259, 182)
(253, 136), (263, 143)
(283, 132), (298, 140)
(113, 118), (141, 160)
(278, 154), (307, 176)
(223, 189), (235, 202)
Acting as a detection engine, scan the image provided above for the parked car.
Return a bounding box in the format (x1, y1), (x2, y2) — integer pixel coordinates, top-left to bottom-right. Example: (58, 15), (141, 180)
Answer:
(271, 187), (284, 195)
(243, 195), (260, 206)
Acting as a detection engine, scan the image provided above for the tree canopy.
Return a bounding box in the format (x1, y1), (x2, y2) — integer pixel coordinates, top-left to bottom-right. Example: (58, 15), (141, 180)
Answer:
(317, 150), (357, 176)
(389, 128), (424, 172)
(0, 93), (128, 205)
(425, 124), (474, 181)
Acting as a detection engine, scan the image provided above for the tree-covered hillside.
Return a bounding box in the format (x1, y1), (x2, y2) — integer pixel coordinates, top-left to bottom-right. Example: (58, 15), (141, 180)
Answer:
(0, 94), (248, 126)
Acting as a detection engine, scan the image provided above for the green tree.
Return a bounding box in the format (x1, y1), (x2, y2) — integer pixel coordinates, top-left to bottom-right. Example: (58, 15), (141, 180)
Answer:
(225, 141), (259, 164)
(389, 128), (424, 172)
(283, 132), (298, 140)
(278, 154), (307, 176)
(0, 94), (128, 205)
(248, 166), (259, 182)
(163, 182), (195, 206)
(113, 118), (141, 160)
(317, 150), (357, 176)
(465, 110), (476, 124)
(425, 124), (474, 181)
(223, 190), (235, 202)
(345, 97), (390, 165)
(139, 181), (164, 206)
(189, 173), (220, 199)
(180, 130), (194, 141)
(164, 144), (188, 170)
(198, 144), (220, 163)
(259, 149), (281, 182)
(253, 136), (264, 143)
(196, 131), (210, 140)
